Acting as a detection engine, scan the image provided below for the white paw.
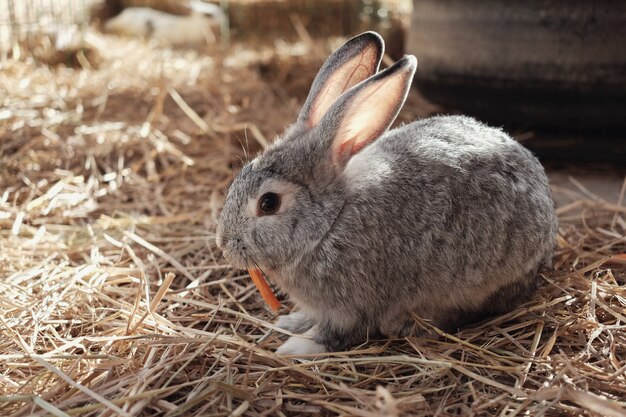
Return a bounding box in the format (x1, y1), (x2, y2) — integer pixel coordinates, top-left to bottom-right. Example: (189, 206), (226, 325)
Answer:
(276, 334), (326, 356)
(275, 311), (313, 333)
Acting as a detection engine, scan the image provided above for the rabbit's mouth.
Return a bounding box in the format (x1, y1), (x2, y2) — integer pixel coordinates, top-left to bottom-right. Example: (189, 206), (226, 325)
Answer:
(220, 247), (251, 270)
(220, 241), (261, 271)
(215, 230), (252, 268)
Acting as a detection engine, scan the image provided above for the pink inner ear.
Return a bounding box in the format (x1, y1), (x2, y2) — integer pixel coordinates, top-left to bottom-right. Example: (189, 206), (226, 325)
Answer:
(308, 46), (380, 128)
(334, 135), (371, 167)
(331, 68), (412, 169)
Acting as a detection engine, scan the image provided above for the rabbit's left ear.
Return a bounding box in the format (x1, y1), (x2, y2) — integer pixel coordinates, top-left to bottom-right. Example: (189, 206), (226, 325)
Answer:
(299, 32), (384, 128)
(325, 55), (417, 170)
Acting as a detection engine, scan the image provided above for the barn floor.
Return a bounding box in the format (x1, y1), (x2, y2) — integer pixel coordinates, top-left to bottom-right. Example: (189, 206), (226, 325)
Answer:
(1, 32), (625, 417)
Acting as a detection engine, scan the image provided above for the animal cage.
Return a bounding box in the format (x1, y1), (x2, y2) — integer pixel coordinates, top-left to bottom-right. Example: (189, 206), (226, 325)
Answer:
(0, 0), (92, 52)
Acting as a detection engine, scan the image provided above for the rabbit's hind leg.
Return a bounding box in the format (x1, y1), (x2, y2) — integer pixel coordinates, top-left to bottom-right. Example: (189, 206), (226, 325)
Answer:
(441, 273), (540, 331)
(477, 273), (540, 319)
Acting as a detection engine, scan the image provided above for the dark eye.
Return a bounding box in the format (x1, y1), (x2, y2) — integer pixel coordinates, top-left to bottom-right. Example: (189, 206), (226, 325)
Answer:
(258, 192), (280, 215)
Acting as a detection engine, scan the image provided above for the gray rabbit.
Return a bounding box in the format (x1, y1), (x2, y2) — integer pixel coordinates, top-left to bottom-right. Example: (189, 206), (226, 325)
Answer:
(216, 32), (558, 355)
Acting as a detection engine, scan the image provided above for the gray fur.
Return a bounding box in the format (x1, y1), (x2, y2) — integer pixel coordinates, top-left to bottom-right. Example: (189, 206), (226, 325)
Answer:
(216, 33), (558, 353)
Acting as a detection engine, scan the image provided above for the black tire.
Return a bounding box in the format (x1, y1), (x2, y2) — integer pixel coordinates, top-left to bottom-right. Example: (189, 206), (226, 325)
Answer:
(407, 0), (626, 131)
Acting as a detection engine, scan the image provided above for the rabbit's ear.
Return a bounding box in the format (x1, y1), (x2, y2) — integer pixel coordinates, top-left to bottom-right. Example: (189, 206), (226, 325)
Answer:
(299, 32), (384, 128)
(328, 55), (417, 170)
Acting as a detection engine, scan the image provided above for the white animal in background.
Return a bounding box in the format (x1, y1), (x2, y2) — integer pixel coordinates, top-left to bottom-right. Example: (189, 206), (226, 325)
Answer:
(104, 1), (225, 46)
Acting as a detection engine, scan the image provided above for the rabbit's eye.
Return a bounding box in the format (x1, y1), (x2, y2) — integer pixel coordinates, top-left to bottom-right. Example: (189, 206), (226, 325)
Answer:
(258, 192), (280, 215)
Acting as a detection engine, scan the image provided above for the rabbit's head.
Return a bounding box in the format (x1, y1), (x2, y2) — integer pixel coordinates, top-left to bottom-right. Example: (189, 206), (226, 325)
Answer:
(217, 32), (416, 272)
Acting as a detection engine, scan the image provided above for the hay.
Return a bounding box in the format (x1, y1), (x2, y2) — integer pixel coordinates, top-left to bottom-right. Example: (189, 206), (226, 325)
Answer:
(1, 32), (625, 417)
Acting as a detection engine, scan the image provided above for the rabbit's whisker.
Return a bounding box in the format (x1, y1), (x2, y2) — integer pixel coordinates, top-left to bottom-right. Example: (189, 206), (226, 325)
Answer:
(235, 132), (249, 163)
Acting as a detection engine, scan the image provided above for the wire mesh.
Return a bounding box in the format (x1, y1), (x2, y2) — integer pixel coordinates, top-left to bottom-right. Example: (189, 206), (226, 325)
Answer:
(0, 0), (91, 51)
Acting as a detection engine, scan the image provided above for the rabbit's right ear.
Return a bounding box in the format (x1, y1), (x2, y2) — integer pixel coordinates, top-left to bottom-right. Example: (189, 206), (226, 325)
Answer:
(324, 55), (417, 170)
(298, 32), (384, 128)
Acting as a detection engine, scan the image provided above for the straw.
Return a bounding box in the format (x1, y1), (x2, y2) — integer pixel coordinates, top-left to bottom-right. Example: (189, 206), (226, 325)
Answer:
(1, 30), (625, 417)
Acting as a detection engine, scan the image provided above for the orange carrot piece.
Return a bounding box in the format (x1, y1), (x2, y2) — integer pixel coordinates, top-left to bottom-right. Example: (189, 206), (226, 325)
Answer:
(248, 268), (281, 311)
(608, 254), (626, 264)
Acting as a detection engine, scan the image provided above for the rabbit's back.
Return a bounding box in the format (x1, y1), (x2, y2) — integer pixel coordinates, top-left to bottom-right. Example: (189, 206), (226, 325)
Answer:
(321, 115), (557, 330)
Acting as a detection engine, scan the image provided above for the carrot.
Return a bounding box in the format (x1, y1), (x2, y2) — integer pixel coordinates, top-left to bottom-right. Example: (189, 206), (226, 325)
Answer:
(248, 268), (281, 311)
(607, 254), (626, 265)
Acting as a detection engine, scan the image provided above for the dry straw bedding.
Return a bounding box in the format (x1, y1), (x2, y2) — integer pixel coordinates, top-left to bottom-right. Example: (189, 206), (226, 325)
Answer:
(1, 34), (625, 417)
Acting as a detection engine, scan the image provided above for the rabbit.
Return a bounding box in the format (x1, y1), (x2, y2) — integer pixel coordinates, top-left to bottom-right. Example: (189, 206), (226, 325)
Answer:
(216, 32), (558, 355)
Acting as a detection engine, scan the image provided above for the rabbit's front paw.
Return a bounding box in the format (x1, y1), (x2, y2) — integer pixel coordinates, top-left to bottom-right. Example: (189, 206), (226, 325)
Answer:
(275, 311), (315, 333)
(276, 327), (326, 355)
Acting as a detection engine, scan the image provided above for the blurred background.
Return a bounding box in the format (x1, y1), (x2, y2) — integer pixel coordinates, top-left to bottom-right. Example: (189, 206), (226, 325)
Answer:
(1, 0), (625, 200)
